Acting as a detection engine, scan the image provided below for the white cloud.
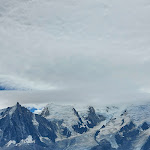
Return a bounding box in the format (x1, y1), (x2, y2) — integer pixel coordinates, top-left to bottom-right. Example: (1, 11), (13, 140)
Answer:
(0, 75), (58, 90)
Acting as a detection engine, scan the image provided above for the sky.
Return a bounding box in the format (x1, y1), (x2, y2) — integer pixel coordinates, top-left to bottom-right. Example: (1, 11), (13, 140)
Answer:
(0, 0), (150, 109)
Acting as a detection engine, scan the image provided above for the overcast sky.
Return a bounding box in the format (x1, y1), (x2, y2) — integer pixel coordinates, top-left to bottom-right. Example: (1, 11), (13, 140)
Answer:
(0, 0), (150, 109)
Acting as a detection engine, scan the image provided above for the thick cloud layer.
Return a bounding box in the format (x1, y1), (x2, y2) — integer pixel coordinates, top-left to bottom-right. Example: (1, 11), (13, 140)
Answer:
(0, 0), (150, 108)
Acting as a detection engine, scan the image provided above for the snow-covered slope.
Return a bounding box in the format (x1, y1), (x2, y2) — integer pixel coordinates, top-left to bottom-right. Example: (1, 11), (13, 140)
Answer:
(39, 102), (150, 150)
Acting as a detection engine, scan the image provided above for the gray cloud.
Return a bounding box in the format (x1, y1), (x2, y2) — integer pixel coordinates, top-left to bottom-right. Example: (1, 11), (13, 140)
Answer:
(0, 0), (150, 108)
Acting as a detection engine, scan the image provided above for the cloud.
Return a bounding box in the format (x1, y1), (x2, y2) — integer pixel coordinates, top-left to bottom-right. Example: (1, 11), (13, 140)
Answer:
(0, 0), (150, 107)
(0, 75), (57, 90)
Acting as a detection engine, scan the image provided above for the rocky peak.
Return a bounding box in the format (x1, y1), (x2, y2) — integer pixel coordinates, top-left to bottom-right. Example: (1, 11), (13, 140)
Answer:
(41, 107), (50, 117)
(72, 108), (83, 124)
(86, 106), (105, 128)
(88, 106), (96, 114)
(0, 103), (57, 148)
(16, 102), (22, 109)
(16, 102), (20, 106)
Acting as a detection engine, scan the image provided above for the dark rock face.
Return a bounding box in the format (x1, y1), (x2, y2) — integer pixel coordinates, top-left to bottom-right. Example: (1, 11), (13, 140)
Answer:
(121, 119), (124, 125)
(141, 122), (149, 130)
(91, 139), (116, 150)
(35, 114), (57, 143)
(72, 107), (105, 134)
(62, 127), (71, 138)
(72, 108), (88, 134)
(115, 121), (139, 149)
(72, 108), (83, 124)
(86, 106), (105, 128)
(0, 103), (57, 147)
(119, 121), (135, 132)
(54, 120), (72, 138)
(72, 122), (87, 134)
(101, 125), (105, 129)
(41, 107), (50, 117)
(141, 136), (150, 150)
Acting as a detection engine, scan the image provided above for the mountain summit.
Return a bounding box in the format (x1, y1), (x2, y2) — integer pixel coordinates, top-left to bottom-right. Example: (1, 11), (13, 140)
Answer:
(0, 103), (57, 149)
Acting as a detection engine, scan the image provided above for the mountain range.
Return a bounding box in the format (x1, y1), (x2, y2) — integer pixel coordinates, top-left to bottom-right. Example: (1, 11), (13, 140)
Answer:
(0, 102), (150, 150)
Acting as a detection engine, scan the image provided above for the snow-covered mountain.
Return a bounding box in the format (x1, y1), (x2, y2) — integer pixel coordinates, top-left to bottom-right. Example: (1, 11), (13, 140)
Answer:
(0, 102), (150, 149)
(40, 102), (150, 150)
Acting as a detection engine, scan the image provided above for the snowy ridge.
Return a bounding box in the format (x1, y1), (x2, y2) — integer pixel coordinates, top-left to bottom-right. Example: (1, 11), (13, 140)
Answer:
(16, 135), (35, 146)
(39, 102), (150, 150)
(127, 103), (150, 125)
(5, 141), (16, 147)
(0, 105), (16, 119)
(41, 103), (80, 136)
(6, 135), (35, 147)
